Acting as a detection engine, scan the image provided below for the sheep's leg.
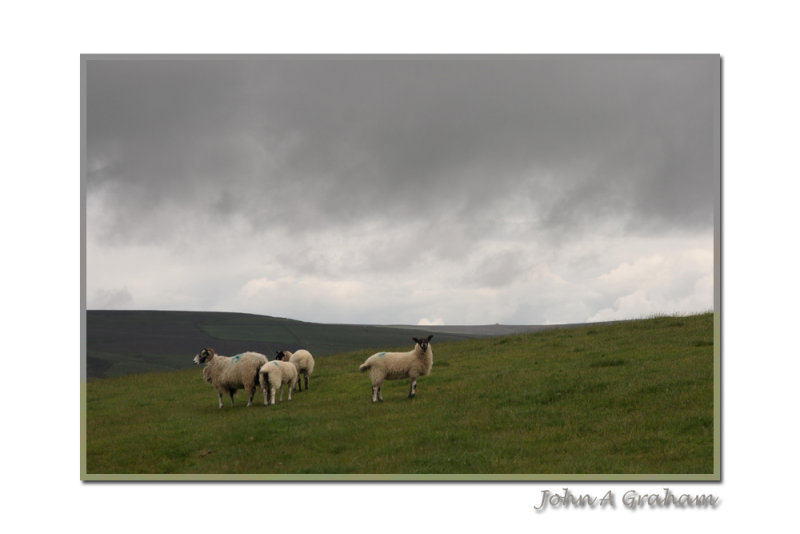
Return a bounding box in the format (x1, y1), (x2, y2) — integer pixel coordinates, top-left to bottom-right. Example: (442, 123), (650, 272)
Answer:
(304, 374), (309, 390)
(378, 386), (383, 402)
(287, 382), (293, 401)
(263, 384), (269, 406)
(270, 385), (276, 406)
(247, 386), (255, 407)
(409, 379), (417, 399)
(371, 385), (378, 403)
(229, 390), (236, 407)
(217, 392), (224, 409)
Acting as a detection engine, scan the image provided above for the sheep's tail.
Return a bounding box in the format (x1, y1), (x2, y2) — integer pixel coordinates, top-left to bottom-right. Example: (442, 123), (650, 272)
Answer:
(359, 362), (370, 372)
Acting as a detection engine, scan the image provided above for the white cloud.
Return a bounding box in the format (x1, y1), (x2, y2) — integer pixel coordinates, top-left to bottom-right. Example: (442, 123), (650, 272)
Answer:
(417, 317), (445, 326)
(587, 242), (713, 322)
(86, 217), (714, 325)
(91, 287), (134, 309)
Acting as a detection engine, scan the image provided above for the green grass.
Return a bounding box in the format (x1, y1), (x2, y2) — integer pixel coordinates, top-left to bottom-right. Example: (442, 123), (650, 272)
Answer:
(83, 312), (716, 479)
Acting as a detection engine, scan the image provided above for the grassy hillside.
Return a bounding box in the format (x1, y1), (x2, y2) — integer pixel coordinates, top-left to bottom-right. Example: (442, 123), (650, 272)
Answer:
(83, 312), (717, 479)
(85, 310), (487, 380)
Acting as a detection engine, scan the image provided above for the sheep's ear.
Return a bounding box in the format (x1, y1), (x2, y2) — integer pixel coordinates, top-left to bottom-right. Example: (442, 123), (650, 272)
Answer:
(427, 335), (433, 341)
(412, 337), (420, 344)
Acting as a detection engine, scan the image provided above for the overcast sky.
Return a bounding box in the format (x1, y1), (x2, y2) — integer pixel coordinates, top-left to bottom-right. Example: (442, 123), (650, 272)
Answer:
(84, 55), (718, 325)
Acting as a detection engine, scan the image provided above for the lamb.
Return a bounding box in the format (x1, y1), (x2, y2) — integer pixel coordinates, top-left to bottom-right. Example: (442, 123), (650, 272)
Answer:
(275, 349), (315, 391)
(258, 359), (298, 406)
(192, 348), (268, 408)
(358, 335), (433, 403)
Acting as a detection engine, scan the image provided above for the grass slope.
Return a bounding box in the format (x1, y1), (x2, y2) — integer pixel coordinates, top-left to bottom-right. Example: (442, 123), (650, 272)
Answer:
(83, 313), (716, 478)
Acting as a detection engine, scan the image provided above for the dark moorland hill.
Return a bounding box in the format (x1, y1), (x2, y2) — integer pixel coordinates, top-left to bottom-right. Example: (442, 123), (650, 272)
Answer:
(85, 310), (562, 380)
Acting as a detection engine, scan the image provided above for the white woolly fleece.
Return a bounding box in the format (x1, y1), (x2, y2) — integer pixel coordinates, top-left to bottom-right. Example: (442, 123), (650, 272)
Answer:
(196, 349), (268, 408)
(259, 359), (299, 405)
(359, 343), (433, 384)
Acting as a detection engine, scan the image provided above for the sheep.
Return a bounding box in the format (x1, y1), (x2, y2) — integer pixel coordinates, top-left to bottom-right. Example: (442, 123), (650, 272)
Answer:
(275, 349), (315, 391)
(192, 348), (268, 408)
(259, 359), (298, 406)
(358, 335), (433, 403)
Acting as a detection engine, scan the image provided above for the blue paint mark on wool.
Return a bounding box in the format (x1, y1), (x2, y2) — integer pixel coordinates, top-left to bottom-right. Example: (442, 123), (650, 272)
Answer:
(273, 361), (279, 367)
(378, 352), (386, 357)
(232, 354), (243, 362)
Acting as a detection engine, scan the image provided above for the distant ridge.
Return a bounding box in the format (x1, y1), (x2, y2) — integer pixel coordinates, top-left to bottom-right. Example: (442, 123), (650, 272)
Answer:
(388, 316), (628, 336)
(85, 310), (536, 380)
(389, 323), (575, 336)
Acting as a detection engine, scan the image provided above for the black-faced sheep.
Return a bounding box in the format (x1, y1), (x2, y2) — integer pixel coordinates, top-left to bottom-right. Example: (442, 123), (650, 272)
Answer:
(358, 335), (433, 402)
(193, 348), (267, 408)
(259, 360), (298, 406)
(275, 349), (315, 391)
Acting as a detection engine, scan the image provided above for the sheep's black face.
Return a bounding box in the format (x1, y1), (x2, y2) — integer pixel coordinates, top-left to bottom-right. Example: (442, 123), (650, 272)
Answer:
(275, 351), (285, 361)
(413, 335), (433, 352)
(193, 348), (213, 365)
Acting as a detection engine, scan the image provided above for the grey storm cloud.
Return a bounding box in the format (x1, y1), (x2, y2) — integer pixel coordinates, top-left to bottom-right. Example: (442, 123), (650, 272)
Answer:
(86, 56), (717, 243)
(84, 55), (718, 324)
